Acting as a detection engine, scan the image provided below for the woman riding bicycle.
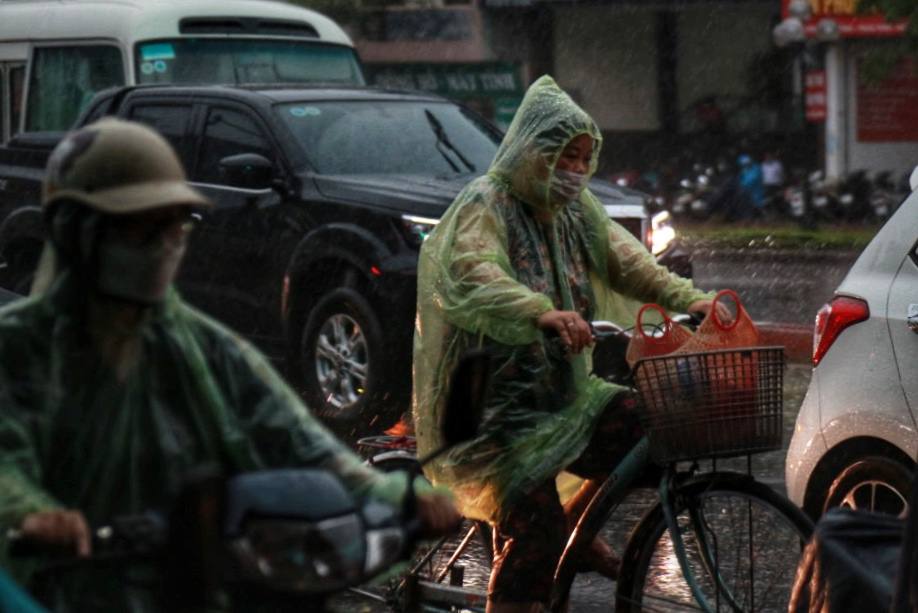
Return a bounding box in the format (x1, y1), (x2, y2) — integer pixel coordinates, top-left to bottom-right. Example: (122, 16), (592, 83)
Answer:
(413, 75), (722, 613)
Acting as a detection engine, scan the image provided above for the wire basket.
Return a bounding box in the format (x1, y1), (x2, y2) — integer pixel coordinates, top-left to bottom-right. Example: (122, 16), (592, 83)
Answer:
(632, 347), (785, 464)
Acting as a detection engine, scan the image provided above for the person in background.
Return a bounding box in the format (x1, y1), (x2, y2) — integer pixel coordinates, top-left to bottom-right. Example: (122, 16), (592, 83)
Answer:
(737, 153), (765, 219)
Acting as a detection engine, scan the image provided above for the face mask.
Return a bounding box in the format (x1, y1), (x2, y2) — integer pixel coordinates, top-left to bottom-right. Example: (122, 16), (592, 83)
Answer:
(95, 236), (186, 305)
(550, 169), (589, 204)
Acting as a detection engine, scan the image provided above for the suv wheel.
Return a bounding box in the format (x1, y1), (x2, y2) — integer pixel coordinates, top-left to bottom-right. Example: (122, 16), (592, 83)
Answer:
(300, 288), (385, 428)
(823, 456), (912, 518)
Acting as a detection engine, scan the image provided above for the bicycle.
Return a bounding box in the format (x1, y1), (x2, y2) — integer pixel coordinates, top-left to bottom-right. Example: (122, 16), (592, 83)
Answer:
(354, 317), (815, 612)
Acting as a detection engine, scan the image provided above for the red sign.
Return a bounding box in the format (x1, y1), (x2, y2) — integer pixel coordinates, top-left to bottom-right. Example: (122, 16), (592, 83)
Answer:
(781, 0), (907, 39)
(857, 59), (918, 142)
(805, 70), (827, 122)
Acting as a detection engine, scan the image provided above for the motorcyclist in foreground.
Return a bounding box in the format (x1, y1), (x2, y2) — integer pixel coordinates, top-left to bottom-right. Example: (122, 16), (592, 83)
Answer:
(0, 119), (459, 610)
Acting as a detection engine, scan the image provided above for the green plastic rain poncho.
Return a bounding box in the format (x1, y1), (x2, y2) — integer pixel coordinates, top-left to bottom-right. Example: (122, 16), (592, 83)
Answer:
(0, 263), (412, 608)
(413, 76), (711, 523)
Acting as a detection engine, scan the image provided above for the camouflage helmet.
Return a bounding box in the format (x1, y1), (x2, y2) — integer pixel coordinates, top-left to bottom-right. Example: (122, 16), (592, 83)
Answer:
(42, 118), (211, 213)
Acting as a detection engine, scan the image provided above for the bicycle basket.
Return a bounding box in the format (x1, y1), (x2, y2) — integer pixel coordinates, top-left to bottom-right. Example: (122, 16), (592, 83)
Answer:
(632, 347), (784, 464)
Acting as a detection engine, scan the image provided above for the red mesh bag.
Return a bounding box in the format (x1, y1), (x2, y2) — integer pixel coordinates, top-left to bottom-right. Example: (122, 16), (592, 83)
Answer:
(676, 289), (759, 353)
(679, 290), (760, 444)
(628, 291), (773, 460)
(625, 303), (694, 368)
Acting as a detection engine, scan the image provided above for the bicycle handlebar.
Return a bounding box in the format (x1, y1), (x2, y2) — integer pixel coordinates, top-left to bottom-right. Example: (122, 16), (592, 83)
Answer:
(589, 312), (702, 343)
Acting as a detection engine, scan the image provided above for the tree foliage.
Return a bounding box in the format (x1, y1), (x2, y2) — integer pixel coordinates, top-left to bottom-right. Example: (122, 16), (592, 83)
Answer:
(857, 0), (918, 81)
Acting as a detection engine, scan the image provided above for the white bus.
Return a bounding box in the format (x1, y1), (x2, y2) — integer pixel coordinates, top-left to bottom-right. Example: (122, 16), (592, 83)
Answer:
(0, 0), (361, 141)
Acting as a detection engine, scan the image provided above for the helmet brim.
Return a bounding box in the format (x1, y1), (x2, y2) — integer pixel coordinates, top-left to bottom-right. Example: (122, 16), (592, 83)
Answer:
(46, 180), (212, 214)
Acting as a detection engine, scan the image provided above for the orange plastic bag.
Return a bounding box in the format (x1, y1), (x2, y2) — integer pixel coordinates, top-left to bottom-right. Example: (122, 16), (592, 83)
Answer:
(680, 290), (760, 441)
(629, 290), (764, 457)
(624, 303), (694, 368)
(676, 289), (759, 354)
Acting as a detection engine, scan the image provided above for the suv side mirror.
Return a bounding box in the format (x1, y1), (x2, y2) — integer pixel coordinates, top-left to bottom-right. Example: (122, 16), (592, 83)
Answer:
(219, 153), (274, 190)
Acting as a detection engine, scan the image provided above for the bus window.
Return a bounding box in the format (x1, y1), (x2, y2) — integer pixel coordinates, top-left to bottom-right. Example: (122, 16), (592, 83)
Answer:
(135, 40), (364, 86)
(26, 45), (124, 132)
(10, 65), (24, 138)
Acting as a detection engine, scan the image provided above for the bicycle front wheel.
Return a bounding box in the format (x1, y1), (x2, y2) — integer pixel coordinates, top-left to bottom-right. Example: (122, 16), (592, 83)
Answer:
(616, 472), (813, 612)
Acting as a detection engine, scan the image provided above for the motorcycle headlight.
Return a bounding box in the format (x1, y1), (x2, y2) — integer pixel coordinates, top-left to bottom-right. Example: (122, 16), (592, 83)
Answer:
(229, 515), (366, 594)
(401, 214), (441, 247)
(650, 211), (676, 256)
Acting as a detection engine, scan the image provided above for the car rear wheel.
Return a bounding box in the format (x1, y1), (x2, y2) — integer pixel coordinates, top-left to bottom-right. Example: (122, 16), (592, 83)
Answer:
(823, 456), (912, 518)
(300, 287), (392, 431)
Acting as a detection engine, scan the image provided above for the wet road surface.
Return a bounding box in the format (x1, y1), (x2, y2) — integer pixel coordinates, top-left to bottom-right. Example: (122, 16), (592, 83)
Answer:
(690, 248), (859, 325)
(329, 364), (813, 612)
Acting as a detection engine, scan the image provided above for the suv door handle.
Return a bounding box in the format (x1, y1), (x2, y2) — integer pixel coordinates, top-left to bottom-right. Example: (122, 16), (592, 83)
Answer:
(908, 304), (918, 334)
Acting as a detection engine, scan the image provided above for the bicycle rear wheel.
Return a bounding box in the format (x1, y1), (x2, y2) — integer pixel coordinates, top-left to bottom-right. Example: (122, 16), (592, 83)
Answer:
(616, 472), (813, 612)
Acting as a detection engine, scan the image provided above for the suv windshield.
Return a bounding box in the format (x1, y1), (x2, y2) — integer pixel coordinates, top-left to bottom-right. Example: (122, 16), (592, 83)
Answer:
(276, 100), (500, 175)
(135, 40), (364, 85)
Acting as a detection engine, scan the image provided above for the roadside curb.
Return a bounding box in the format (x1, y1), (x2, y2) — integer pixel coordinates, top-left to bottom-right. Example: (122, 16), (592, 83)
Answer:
(757, 321), (812, 365)
(689, 246), (862, 263)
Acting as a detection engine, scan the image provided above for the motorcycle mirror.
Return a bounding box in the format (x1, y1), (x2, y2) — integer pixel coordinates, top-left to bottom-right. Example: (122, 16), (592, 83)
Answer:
(418, 349), (491, 467)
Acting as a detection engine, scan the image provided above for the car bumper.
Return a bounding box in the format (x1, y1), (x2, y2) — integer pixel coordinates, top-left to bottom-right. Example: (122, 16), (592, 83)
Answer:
(785, 370), (827, 507)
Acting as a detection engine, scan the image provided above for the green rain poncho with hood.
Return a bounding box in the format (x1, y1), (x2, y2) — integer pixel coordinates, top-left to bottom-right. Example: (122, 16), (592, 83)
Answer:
(413, 76), (711, 523)
(0, 119), (413, 608)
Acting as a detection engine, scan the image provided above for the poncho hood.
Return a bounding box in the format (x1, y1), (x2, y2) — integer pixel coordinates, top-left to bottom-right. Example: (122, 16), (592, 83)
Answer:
(489, 75), (603, 215)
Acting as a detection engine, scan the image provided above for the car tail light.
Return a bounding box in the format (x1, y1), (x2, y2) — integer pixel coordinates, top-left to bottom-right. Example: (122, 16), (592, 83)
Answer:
(813, 296), (869, 366)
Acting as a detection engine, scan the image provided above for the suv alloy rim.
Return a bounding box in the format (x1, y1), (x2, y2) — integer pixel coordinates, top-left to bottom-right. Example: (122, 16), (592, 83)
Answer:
(314, 313), (369, 410)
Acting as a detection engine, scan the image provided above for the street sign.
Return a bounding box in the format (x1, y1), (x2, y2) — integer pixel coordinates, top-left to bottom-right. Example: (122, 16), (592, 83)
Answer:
(805, 70), (827, 122)
(364, 62), (524, 129)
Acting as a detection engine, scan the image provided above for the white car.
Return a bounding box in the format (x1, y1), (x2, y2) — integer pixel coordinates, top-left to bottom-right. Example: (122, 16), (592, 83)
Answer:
(786, 167), (918, 519)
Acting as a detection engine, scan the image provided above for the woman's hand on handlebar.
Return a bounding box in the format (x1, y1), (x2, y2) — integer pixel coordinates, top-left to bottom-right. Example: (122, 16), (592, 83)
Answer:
(537, 310), (593, 355)
(19, 510), (91, 558)
(416, 492), (463, 539)
(687, 299), (734, 325)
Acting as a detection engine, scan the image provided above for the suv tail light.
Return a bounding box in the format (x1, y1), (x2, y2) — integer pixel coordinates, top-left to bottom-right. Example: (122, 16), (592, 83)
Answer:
(813, 296), (869, 366)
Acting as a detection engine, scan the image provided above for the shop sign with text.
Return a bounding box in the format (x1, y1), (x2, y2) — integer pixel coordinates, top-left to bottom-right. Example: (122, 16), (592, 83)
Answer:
(781, 0), (907, 38)
(858, 59), (918, 142)
(805, 70), (827, 122)
(365, 62), (524, 129)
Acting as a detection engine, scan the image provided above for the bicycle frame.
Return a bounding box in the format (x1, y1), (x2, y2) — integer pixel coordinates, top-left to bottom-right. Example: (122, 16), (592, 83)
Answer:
(361, 447), (762, 611)
(551, 440), (772, 613)
(549, 436), (650, 611)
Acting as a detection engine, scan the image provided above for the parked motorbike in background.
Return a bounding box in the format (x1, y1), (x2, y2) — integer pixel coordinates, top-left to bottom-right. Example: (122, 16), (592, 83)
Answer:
(870, 170), (908, 222)
(835, 169), (872, 222)
(671, 162), (719, 220)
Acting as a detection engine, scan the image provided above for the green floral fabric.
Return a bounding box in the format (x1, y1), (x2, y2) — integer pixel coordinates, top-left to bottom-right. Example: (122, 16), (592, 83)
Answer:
(412, 75), (710, 522)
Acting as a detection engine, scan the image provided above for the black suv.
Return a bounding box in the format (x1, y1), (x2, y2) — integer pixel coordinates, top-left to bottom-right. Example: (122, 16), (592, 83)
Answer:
(0, 84), (689, 430)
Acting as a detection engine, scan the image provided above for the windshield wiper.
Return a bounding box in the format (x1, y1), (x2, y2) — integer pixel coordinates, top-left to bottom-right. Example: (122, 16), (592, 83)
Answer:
(424, 109), (476, 174)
